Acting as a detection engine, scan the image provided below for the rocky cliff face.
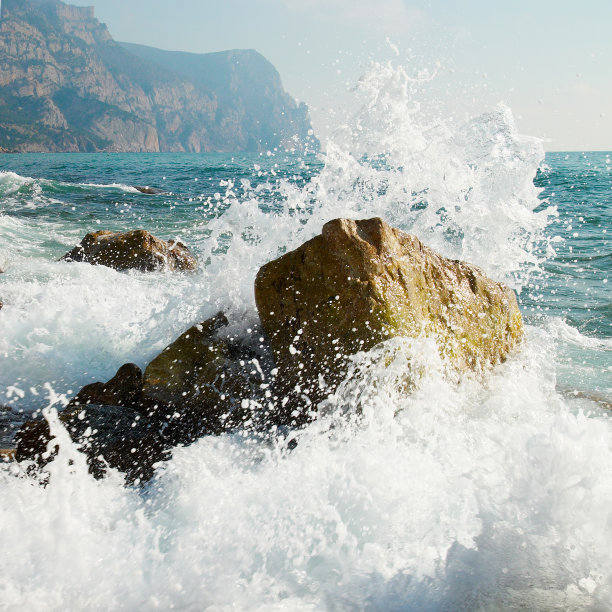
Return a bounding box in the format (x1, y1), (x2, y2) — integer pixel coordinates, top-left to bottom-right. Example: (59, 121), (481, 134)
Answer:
(0, 0), (318, 152)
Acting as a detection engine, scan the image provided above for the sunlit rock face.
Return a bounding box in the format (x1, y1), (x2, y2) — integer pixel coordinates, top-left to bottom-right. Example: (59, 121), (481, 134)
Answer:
(61, 229), (197, 272)
(255, 217), (523, 414)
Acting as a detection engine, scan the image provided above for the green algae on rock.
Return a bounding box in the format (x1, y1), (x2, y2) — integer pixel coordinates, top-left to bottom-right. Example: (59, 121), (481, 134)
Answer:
(255, 217), (524, 410)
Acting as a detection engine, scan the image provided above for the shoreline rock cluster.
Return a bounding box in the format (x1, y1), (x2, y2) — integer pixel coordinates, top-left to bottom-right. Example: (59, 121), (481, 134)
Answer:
(15, 217), (524, 483)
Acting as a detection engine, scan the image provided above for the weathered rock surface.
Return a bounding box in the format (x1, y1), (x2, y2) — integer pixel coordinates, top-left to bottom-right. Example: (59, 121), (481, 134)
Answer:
(61, 229), (197, 272)
(255, 217), (524, 413)
(66, 362), (143, 409)
(140, 312), (269, 443)
(15, 404), (166, 483)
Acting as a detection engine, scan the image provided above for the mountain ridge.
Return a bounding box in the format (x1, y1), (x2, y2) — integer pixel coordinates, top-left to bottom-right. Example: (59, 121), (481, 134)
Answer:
(0, 0), (318, 153)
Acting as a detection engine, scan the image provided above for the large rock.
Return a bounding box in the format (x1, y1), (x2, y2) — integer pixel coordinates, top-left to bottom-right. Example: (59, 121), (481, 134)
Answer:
(255, 217), (523, 414)
(140, 312), (269, 443)
(15, 405), (167, 483)
(61, 229), (197, 272)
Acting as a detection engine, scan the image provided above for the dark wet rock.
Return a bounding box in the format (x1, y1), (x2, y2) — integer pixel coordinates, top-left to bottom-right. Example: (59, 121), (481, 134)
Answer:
(255, 217), (524, 419)
(133, 186), (163, 194)
(61, 229), (197, 272)
(14, 316), (274, 481)
(67, 363), (143, 410)
(14, 419), (50, 465)
(62, 404), (167, 482)
(15, 405), (167, 483)
(140, 312), (271, 444)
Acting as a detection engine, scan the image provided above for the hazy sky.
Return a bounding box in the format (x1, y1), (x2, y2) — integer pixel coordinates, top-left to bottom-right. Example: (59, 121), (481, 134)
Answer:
(66, 0), (611, 151)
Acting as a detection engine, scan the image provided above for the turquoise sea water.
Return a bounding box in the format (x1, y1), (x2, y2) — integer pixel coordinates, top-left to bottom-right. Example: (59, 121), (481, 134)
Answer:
(0, 72), (611, 609)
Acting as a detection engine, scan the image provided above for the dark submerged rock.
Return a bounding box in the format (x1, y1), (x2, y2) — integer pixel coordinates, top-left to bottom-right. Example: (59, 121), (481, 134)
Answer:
(14, 419), (51, 465)
(133, 186), (163, 194)
(61, 229), (197, 272)
(0, 404), (24, 450)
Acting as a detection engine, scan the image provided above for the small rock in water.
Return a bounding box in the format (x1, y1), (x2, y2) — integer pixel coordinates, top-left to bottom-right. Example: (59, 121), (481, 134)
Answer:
(255, 217), (523, 419)
(133, 186), (163, 194)
(61, 229), (197, 272)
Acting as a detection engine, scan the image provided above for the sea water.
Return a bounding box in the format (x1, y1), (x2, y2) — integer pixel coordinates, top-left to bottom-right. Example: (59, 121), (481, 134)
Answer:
(0, 64), (610, 610)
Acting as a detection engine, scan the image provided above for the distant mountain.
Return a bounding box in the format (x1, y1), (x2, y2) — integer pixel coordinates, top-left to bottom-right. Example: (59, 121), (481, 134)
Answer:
(0, 0), (318, 153)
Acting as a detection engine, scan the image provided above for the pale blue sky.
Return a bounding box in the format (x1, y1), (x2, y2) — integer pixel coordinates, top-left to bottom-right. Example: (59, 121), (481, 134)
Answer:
(66, 0), (612, 150)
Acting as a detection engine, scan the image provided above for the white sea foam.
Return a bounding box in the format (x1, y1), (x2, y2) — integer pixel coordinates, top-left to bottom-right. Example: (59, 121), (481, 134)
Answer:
(0, 170), (31, 196)
(0, 61), (610, 609)
(1, 333), (611, 609)
(546, 317), (612, 351)
(0, 258), (219, 408)
(200, 62), (552, 299)
(77, 182), (140, 193)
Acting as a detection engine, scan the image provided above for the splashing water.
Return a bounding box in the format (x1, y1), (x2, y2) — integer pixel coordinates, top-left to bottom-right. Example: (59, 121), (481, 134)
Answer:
(0, 62), (610, 610)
